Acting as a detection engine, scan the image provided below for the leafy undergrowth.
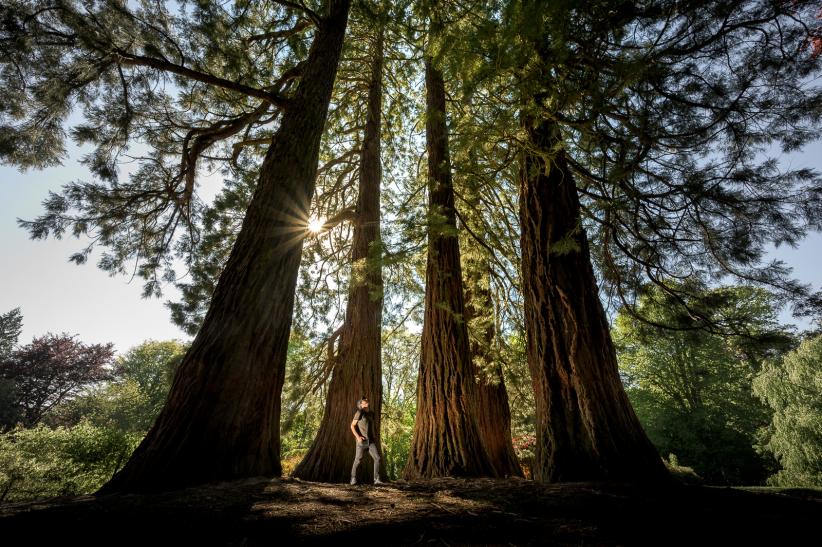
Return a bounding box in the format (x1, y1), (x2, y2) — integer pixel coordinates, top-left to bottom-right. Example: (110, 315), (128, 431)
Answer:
(0, 476), (819, 545)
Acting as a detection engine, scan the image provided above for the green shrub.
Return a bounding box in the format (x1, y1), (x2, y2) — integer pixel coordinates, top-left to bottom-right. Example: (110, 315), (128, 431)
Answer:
(0, 419), (142, 504)
(381, 403), (415, 480)
(753, 334), (822, 487)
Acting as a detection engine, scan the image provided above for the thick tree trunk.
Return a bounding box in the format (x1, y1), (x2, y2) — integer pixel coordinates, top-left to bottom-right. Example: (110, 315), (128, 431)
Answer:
(402, 58), (496, 479)
(94, 0), (352, 495)
(463, 260), (524, 478)
(519, 115), (671, 483)
(293, 26), (385, 483)
(474, 366), (522, 477)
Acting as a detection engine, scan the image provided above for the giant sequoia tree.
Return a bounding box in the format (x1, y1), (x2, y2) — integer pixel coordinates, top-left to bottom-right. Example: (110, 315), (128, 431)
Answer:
(100, 0), (352, 493)
(403, 5), (496, 479)
(1, 0), (353, 493)
(498, 1), (820, 481)
(293, 15), (387, 484)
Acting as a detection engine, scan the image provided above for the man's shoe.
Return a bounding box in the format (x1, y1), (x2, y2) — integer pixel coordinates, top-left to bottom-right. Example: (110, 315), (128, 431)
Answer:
(374, 479), (385, 485)
(350, 478), (357, 485)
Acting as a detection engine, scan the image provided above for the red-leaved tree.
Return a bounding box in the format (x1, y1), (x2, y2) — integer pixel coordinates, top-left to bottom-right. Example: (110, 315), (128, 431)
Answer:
(0, 333), (115, 429)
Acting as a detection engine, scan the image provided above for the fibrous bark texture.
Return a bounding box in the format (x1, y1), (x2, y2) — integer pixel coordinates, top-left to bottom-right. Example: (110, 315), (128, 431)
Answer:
(403, 58), (495, 479)
(95, 0), (352, 495)
(518, 115), (671, 483)
(463, 262), (523, 478)
(293, 27), (385, 483)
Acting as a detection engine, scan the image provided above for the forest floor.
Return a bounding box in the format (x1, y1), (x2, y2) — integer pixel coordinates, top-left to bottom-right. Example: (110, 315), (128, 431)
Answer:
(0, 475), (819, 546)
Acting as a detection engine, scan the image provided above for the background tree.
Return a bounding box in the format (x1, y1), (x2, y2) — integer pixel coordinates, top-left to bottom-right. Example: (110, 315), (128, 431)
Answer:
(753, 333), (822, 486)
(1, 0), (355, 493)
(613, 283), (795, 484)
(0, 308), (24, 430)
(438, 0), (822, 482)
(0, 308), (23, 358)
(380, 328), (420, 479)
(403, 2), (496, 479)
(279, 330), (327, 473)
(0, 333), (115, 430)
(46, 339), (188, 433)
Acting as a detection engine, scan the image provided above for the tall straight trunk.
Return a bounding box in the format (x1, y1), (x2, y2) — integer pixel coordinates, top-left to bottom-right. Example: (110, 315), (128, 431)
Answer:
(519, 114), (671, 483)
(463, 259), (523, 478)
(402, 57), (496, 479)
(94, 0), (353, 495)
(293, 26), (385, 483)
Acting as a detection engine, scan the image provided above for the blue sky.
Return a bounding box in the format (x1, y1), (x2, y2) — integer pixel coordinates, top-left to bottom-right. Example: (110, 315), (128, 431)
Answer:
(0, 137), (225, 356)
(1, 135), (820, 356)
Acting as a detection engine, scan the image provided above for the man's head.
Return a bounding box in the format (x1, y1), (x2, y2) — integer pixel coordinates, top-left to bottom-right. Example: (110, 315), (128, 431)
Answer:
(357, 397), (369, 410)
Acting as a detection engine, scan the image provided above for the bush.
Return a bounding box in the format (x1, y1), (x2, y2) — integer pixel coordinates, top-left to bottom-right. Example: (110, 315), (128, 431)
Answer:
(380, 403), (415, 480)
(753, 334), (822, 487)
(0, 419), (142, 504)
(664, 453), (704, 485)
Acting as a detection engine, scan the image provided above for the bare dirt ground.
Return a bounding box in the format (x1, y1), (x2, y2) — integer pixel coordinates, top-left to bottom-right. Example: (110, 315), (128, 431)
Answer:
(0, 476), (819, 546)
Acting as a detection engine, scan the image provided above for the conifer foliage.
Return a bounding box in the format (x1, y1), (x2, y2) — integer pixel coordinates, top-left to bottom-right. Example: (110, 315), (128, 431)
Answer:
(2, 0), (821, 489)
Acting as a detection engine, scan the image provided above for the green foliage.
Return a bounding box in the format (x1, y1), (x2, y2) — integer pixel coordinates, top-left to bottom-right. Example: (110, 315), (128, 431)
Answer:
(613, 283), (795, 484)
(46, 339), (187, 433)
(380, 402), (415, 480)
(381, 329), (419, 479)
(444, 0), (822, 326)
(1, 0), (313, 298)
(0, 307), (23, 358)
(110, 339), (186, 418)
(279, 331), (326, 462)
(501, 333), (535, 442)
(753, 334), (822, 486)
(47, 378), (153, 434)
(0, 338), (186, 503)
(0, 419), (142, 504)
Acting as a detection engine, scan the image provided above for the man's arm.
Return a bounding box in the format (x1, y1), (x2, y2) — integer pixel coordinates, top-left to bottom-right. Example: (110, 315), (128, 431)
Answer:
(351, 419), (363, 441)
(351, 410), (363, 441)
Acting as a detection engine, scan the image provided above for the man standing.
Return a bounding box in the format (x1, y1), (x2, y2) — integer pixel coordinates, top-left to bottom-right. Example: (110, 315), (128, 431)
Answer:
(350, 397), (383, 485)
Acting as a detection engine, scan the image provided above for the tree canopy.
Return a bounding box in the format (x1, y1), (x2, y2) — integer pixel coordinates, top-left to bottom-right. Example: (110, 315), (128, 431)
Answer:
(0, 332), (115, 429)
(753, 332), (822, 486)
(1, 0), (821, 489)
(613, 283), (796, 484)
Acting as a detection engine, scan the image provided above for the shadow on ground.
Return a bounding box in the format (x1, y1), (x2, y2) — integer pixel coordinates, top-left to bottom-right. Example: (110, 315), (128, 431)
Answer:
(0, 476), (819, 545)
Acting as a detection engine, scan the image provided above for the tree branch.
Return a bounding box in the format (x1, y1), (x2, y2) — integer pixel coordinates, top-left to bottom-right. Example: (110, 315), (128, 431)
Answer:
(112, 50), (289, 107)
(272, 1), (323, 27)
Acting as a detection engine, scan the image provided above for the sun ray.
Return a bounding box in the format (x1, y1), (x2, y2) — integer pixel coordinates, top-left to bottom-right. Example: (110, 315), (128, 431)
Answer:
(307, 217), (325, 234)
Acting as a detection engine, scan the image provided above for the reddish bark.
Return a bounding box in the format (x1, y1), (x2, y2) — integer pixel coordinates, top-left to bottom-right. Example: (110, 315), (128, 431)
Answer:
(293, 26), (385, 483)
(403, 58), (495, 479)
(518, 115), (671, 483)
(95, 0), (353, 495)
(463, 264), (523, 478)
